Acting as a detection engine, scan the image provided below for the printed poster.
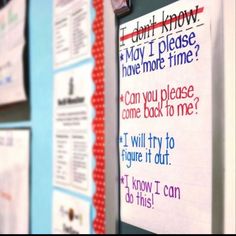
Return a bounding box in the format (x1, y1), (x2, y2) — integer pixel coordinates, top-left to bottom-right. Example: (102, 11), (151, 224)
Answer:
(0, 0), (27, 105)
(0, 129), (30, 234)
(52, 191), (91, 234)
(119, 0), (212, 234)
(53, 0), (92, 68)
(53, 63), (93, 197)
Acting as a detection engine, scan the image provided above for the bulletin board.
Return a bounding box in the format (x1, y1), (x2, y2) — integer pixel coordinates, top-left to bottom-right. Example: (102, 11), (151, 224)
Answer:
(52, 0), (105, 234)
(0, 0), (105, 234)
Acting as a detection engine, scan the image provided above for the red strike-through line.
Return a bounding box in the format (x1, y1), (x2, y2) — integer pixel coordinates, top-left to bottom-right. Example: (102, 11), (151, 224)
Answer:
(120, 7), (204, 42)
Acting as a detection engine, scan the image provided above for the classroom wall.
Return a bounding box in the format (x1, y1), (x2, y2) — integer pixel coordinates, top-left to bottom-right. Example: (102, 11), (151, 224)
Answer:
(0, 0), (55, 233)
(30, 0), (98, 233)
(29, 0), (53, 233)
(0, 0), (98, 233)
(0, 0), (234, 234)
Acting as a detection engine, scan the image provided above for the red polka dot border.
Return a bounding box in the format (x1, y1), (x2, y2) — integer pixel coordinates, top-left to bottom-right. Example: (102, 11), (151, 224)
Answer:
(92, 0), (105, 234)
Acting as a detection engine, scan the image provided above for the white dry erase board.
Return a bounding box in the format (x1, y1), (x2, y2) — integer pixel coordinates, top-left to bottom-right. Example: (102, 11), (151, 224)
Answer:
(118, 0), (217, 234)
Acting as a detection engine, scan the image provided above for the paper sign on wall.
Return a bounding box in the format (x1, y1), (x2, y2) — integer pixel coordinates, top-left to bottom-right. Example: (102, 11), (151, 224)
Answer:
(52, 191), (91, 234)
(0, 0), (27, 105)
(53, 63), (93, 197)
(0, 129), (30, 234)
(53, 0), (92, 68)
(119, 0), (212, 234)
